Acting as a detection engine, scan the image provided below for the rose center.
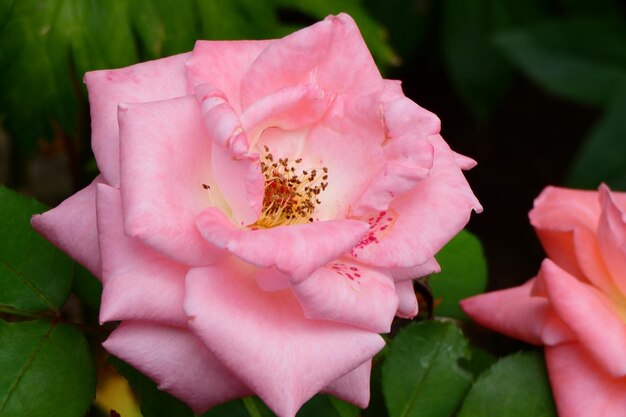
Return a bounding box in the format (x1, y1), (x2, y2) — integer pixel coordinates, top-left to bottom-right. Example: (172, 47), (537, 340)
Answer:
(250, 146), (328, 229)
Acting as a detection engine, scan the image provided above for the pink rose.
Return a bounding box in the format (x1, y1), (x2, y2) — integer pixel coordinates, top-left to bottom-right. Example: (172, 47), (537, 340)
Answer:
(462, 185), (626, 417)
(33, 14), (480, 417)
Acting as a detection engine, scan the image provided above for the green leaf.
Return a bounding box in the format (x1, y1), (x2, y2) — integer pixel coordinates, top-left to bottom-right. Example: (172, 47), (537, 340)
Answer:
(198, 0), (285, 40)
(495, 18), (626, 107)
(297, 395), (360, 417)
(459, 346), (497, 378)
(382, 321), (472, 417)
(442, 0), (547, 119)
(457, 351), (557, 417)
(72, 264), (102, 311)
(557, 0), (620, 16)
(0, 186), (73, 313)
(110, 356), (196, 417)
(430, 230), (487, 320)
(567, 91), (626, 190)
(0, 319), (95, 417)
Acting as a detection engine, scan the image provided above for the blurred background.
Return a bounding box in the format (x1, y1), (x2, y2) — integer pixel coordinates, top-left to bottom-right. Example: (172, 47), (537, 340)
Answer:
(1, 0), (626, 301)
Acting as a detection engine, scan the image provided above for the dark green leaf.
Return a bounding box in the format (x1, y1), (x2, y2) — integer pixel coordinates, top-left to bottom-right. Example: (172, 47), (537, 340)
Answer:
(198, 0), (285, 40)
(442, 0), (547, 119)
(0, 319), (95, 417)
(202, 400), (249, 417)
(382, 321), (472, 417)
(495, 18), (626, 106)
(72, 264), (102, 311)
(130, 0), (199, 60)
(430, 230), (487, 320)
(567, 91), (626, 190)
(457, 351), (557, 417)
(557, 0), (620, 16)
(0, 186), (73, 313)
(297, 395), (360, 417)
(459, 346), (497, 378)
(110, 356), (196, 417)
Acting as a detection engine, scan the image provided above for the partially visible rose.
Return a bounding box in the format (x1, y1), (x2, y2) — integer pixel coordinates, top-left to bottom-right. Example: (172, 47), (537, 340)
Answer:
(462, 185), (626, 417)
(33, 14), (480, 417)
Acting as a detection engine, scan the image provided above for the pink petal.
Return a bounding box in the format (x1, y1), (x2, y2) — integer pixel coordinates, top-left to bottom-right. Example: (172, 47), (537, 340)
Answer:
(395, 280), (418, 318)
(384, 258), (441, 281)
(597, 185), (626, 297)
(194, 84), (264, 224)
(350, 135), (481, 267)
(241, 14), (382, 109)
(84, 53), (190, 186)
(184, 261), (385, 417)
(31, 176), (103, 277)
(530, 186), (601, 233)
(530, 186), (618, 293)
(322, 360), (372, 409)
(546, 344), (626, 417)
(300, 93), (388, 220)
(103, 321), (250, 414)
(117, 95), (224, 266)
(452, 152), (477, 170)
(240, 83), (332, 143)
(185, 40), (271, 112)
(290, 261), (399, 333)
(195, 207), (369, 281)
(95, 184), (187, 326)
(540, 258), (626, 377)
(461, 278), (574, 346)
(350, 97), (438, 217)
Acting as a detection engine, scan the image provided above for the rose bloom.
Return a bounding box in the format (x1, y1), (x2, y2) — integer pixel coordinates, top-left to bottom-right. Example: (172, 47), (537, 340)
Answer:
(33, 14), (480, 417)
(462, 185), (626, 417)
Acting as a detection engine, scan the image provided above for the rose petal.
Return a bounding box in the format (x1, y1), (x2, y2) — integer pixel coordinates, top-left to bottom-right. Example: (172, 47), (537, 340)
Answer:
(322, 360), (372, 409)
(85, 53), (190, 186)
(241, 14), (382, 108)
(185, 40), (271, 112)
(117, 95), (224, 266)
(290, 261), (399, 333)
(240, 83), (332, 146)
(394, 280), (419, 318)
(351, 135), (481, 267)
(184, 261), (385, 417)
(461, 278), (574, 346)
(194, 83), (265, 224)
(96, 184), (187, 326)
(540, 258), (626, 377)
(546, 343), (626, 417)
(103, 321), (250, 414)
(384, 258), (441, 281)
(597, 185), (626, 298)
(31, 176), (103, 277)
(195, 207), (369, 281)
(530, 186), (600, 232)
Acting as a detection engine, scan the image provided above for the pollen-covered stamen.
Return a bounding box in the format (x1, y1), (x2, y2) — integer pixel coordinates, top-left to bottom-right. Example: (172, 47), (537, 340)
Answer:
(251, 145), (329, 229)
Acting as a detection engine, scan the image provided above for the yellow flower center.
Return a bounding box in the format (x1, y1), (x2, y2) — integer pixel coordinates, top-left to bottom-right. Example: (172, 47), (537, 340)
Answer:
(251, 146), (328, 229)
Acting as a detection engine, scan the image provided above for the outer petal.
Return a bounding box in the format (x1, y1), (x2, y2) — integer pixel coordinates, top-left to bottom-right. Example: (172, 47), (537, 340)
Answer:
(394, 280), (418, 319)
(184, 262), (385, 417)
(195, 207), (369, 281)
(31, 176), (103, 277)
(597, 185), (626, 297)
(351, 135), (481, 267)
(84, 53), (190, 186)
(96, 184), (187, 326)
(322, 360), (372, 409)
(384, 258), (441, 281)
(350, 97), (438, 217)
(290, 261), (399, 333)
(185, 40), (271, 112)
(546, 344), (626, 417)
(103, 321), (250, 414)
(117, 95), (224, 266)
(241, 14), (382, 108)
(540, 259), (626, 377)
(461, 278), (574, 346)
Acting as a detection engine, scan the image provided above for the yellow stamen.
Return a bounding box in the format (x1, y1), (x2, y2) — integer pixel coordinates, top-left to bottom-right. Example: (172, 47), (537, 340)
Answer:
(250, 147), (328, 229)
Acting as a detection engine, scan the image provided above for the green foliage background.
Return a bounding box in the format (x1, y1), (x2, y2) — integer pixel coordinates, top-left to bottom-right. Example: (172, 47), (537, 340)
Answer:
(1, 0), (625, 416)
